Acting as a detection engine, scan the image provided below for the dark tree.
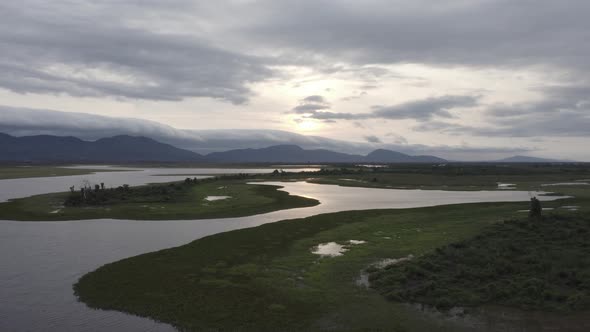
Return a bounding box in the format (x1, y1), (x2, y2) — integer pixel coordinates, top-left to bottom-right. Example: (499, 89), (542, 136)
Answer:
(529, 197), (542, 218)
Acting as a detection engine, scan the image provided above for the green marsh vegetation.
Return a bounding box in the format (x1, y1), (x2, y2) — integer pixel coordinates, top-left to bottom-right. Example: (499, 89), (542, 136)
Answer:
(240, 163), (590, 191)
(75, 203), (517, 331)
(72, 164), (590, 331)
(0, 165), (120, 179)
(369, 213), (590, 312)
(74, 196), (590, 331)
(3, 163), (590, 328)
(0, 175), (318, 221)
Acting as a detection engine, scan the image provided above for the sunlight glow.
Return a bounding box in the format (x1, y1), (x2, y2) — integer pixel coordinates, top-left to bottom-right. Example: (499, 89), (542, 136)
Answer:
(295, 119), (320, 132)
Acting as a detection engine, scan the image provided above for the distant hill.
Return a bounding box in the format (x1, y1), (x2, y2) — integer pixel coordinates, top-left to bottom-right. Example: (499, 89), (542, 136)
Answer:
(0, 133), (448, 164)
(0, 133), (204, 162)
(206, 144), (360, 163)
(206, 145), (447, 163)
(364, 149), (446, 163)
(494, 155), (568, 163)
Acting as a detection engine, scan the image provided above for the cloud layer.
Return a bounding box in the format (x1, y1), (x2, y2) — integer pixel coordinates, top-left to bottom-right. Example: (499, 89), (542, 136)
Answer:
(0, 1), (588, 160)
(291, 95), (478, 122)
(0, 1), (274, 104)
(0, 106), (531, 159)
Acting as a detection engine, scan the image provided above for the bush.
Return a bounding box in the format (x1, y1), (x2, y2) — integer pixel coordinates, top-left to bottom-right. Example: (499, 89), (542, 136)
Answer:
(369, 215), (590, 312)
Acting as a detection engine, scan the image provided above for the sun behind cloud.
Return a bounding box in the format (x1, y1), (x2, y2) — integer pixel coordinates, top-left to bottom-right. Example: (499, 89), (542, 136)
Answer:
(295, 118), (321, 132)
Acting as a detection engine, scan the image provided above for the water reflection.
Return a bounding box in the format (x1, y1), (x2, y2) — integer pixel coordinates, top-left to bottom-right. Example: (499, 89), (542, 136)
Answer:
(0, 180), (565, 331)
(0, 166), (319, 202)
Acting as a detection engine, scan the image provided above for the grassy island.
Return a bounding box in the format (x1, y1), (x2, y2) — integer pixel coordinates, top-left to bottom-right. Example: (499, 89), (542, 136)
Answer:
(0, 166), (120, 180)
(0, 177), (318, 221)
(73, 192), (589, 331)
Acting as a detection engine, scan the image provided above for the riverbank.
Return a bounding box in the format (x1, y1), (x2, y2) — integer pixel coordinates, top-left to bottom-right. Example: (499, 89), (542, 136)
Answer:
(0, 166), (121, 180)
(73, 191), (588, 331)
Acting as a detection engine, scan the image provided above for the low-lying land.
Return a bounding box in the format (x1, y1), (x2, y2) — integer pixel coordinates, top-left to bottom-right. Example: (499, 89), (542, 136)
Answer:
(0, 166), (119, 180)
(0, 178), (318, 221)
(293, 164), (590, 191)
(369, 214), (590, 311)
(74, 182), (589, 332)
(4, 163), (590, 329)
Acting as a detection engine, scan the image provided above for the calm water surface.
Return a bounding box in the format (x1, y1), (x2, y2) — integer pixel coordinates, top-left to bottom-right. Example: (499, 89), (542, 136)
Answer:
(0, 166), (319, 202)
(0, 169), (564, 332)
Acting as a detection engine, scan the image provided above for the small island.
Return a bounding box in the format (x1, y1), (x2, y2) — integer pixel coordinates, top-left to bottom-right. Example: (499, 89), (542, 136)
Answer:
(0, 175), (318, 221)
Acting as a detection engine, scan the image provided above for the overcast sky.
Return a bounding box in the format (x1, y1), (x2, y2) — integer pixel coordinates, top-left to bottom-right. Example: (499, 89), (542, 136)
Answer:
(0, 0), (588, 160)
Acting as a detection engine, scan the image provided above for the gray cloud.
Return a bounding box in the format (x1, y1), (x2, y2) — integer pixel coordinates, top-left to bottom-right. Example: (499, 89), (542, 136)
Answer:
(302, 95), (327, 103)
(0, 1), (274, 104)
(292, 95), (331, 113)
(1, 1), (587, 160)
(364, 135), (382, 143)
(307, 95), (478, 121)
(244, 0), (590, 72)
(1, 1), (588, 106)
(0, 105), (531, 159)
(292, 104), (330, 113)
(385, 133), (409, 145)
(415, 85), (590, 137)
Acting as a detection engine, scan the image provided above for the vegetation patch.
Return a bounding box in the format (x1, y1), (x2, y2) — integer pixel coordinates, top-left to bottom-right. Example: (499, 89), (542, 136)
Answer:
(369, 214), (590, 311)
(0, 166), (121, 180)
(74, 201), (548, 331)
(0, 177), (318, 221)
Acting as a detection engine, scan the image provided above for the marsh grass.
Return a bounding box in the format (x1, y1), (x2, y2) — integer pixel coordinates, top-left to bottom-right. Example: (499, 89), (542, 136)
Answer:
(74, 201), (548, 331)
(0, 179), (318, 221)
(0, 166), (120, 179)
(369, 214), (590, 311)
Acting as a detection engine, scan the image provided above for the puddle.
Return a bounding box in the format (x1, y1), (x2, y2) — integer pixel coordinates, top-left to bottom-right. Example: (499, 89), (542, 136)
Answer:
(311, 240), (367, 257)
(497, 183), (516, 190)
(541, 182), (589, 186)
(312, 242), (348, 257)
(562, 205), (580, 211)
(357, 254), (415, 288)
(356, 271), (370, 287)
(374, 254), (415, 268)
(204, 195), (231, 201)
(339, 178), (366, 183)
(517, 208), (554, 212)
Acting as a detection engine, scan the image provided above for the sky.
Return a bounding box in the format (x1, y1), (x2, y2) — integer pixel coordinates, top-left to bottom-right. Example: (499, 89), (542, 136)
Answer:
(0, 0), (589, 160)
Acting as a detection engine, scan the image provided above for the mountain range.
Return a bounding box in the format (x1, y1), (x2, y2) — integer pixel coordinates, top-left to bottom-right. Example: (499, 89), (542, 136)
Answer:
(0, 133), (446, 163)
(0, 133), (203, 163)
(0, 133), (569, 164)
(492, 155), (569, 163)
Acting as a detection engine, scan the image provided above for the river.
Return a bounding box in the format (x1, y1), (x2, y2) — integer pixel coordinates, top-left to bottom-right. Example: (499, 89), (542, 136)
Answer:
(0, 167), (563, 331)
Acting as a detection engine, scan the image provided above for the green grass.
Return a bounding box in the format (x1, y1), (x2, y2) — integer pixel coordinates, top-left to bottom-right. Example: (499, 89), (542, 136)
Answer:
(0, 166), (120, 179)
(0, 180), (318, 221)
(254, 163), (590, 191)
(5, 163), (589, 329)
(369, 214), (590, 312)
(72, 169), (590, 331)
(75, 200), (578, 331)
